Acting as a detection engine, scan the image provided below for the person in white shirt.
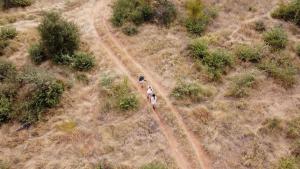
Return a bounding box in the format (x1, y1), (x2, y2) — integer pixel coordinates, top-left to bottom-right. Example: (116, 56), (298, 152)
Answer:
(150, 93), (157, 110)
(147, 85), (153, 102)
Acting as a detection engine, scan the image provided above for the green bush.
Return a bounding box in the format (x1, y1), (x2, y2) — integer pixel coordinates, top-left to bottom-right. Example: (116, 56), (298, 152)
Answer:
(140, 162), (167, 169)
(171, 81), (212, 102)
(72, 52), (95, 71)
(189, 38), (209, 59)
(38, 12), (80, 56)
(0, 26), (17, 40)
(254, 20), (266, 32)
(227, 73), (256, 98)
(0, 96), (12, 124)
(53, 53), (73, 65)
(272, 0), (300, 26)
(0, 39), (9, 55)
(122, 24), (138, 36)
(235, 44), (262, 63)
(287, 117), (300, 139)
(29, 43), (46, 64)
(276, 157), (299, 169)
(258, 57), (297, 88)
(119, 95), (138, 111)
(3, 0), (32, 8)
(184, 0), (216, 35)
(263, 27), (288, 50)
(0, 59), (16, 82)
(154, 0), (177, 26)
(203, 49), (234, 80)
(296, 44), (300, 56)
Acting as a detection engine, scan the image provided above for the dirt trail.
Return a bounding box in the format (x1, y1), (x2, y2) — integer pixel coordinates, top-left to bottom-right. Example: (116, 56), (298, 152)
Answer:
(89, 1), (212, 169)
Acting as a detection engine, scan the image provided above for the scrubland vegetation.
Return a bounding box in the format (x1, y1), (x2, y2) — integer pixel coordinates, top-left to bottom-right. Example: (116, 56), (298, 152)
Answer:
(2, 0), (32, 8)
(272, 0), (300, 26)
(0, 26), (17, 55)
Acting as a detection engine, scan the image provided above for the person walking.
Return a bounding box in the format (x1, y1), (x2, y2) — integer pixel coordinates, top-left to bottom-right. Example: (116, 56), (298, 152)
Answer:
(150, 93), (157, 110)
(138, 75), (146, 88)
(147, 85), (153, 102)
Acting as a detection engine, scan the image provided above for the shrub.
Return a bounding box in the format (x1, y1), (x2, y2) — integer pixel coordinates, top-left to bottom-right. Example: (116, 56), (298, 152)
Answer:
(3, 0), (32, 8)
(272, 0), (300, 26)
(38, 12), (80, 56)
(0, 26), (17, 40)
(29, 43), (46, 64)
(0, 96), (12, 124)
(72, 52), (95, 71)
(202, 49), (234, 80)
(291, 141), (300, 157)
(119, 95), (138, 111)
(296, 44), (300, 56)
(140, 162), (167, 169)
(254, 20), (266, 32)
(276, 157), (298, 169)
(171, 81), (212, 102)
(235, 44), (262, 63)
(227, 73), (256, 98)
(122, 24), (138, 36)
(189, 38), (209, 59)
(263, 27), (288, 50)
(113, 79), (138, 111)
(154, 0), (177, 26)
(0, 39), (9, 55)
(184, 0), (216, 35)
(258, 57), (297, 88)
(0, 59), (16, 82)
(287, 117), (300, 139)
(53, 53), (73, 65)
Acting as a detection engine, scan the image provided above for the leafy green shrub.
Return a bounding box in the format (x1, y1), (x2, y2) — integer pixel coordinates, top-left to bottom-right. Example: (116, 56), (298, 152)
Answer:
(227, 73), (256, 98)
(122, 24), (138, 36)
(52, 53), (73, 65)
(29, 43), (46, 64)
(296, 44), (300, 56)
(72, 52), (95, 71)
(258, 57), (297, 88)
(0, 26), (17, 40)
(0, 59), (16, 82)
(140, 162), (167, 169)
(185, 0), (216, 35)
(154, 0), (177, 26)
(119, 95), (138, 111)
(276, 157), (298, 169)
(263, 27), (288, 50)
(287, 117), (300, 139)
(254, 20), (266, 32)
(0, 39), (9, 55)
(272, 0), (300, 26)
(171, 81), (212, 102)
(3, 0), (32, 8)
(202, 49), (234, 80)
(189, 38), (209, 59)
(38, 12), (80, 56)
(235, 44), (262, 63)
(0, 96), (12, 124)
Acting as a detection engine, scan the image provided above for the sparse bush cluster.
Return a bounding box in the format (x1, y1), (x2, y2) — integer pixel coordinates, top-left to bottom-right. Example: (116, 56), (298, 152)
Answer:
(189, 38), (234, 80)
(235, 44), (262, 63)
(185, 0), (217, 35)
(263, 27), (288, 50)
(2, 0), (32, 8)
(171, 81), (212, 102)
(111, 0), (177, 35)
(0, 26), (17, 55)
(100, 76), (139, 112)
(258, 56), (297, 88)
(227, 73), (256, 98)
(29, 12), (95, 71)
(272, 0), (300, 26)
(0, 60), (64, 125)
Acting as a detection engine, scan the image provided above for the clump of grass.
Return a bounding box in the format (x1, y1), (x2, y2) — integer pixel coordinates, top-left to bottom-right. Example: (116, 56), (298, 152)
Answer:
(287, 117), (300, 139)
(171, 81), (212, 103)
(139, 162), (167, 169)
(272, 0), (300, 27)
(295, 44), (300, 57)
(235, 44), (262, 63)
(276, 157), (299, 169)
(56, 120), (77, 133)
(253, 20), (266, 32)
(227, 72), (256, 98)
(122, 24), (138, 36)
(184, 0), (217, 35)
(263, 27), (288, 50)
(100, 77), (139, 112)
(28, 43), (46, 64)
(258, 57), (297, 88)
(75, 73), (89, 85)
(0, 26), (17, 40)
(72, 52), (95, 71)
(189, 38), (209, 59)
(202, 49), (234, 80)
